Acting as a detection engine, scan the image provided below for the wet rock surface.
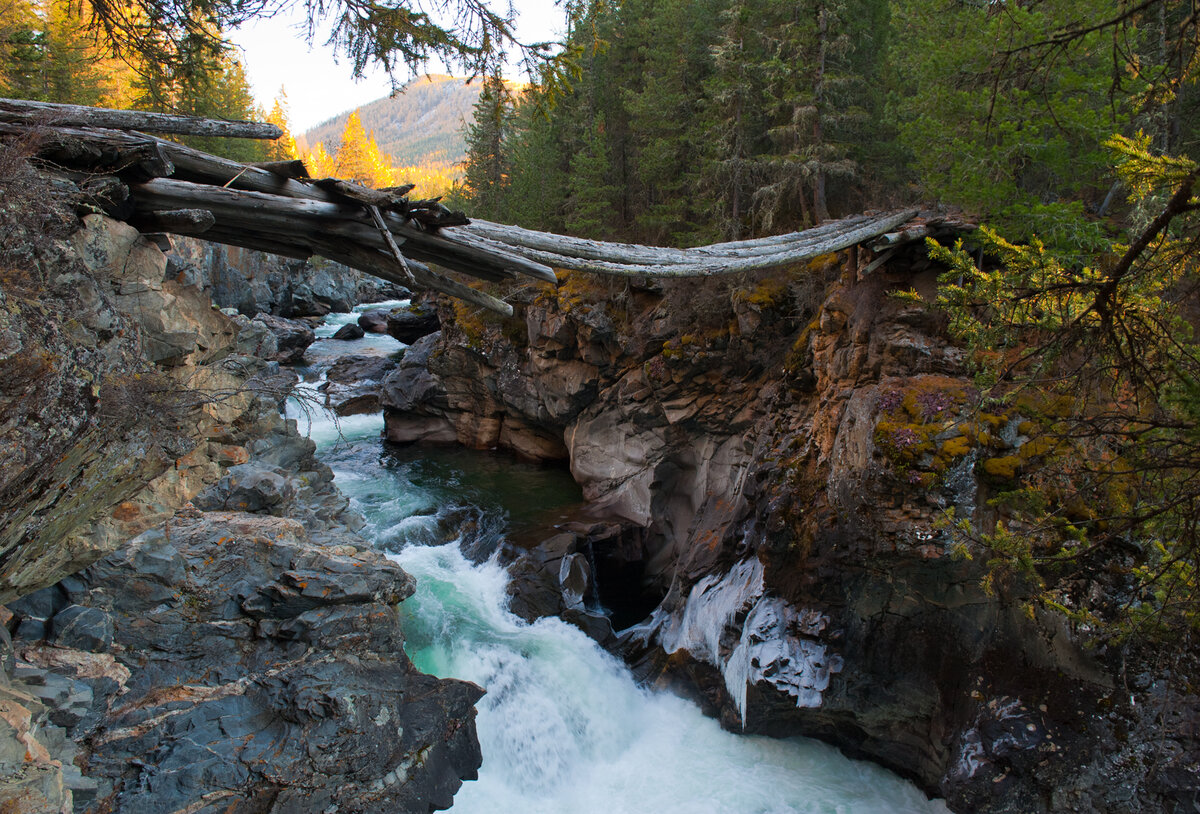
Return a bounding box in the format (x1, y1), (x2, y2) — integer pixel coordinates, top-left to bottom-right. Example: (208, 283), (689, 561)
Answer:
(386, 304), (440, 344)
(320, 354), (394, 416)
(357, 309), (390, 333)
(58, 510), (481, 813)
(254, 313), (316, 364)
(333, 322), (366, 341)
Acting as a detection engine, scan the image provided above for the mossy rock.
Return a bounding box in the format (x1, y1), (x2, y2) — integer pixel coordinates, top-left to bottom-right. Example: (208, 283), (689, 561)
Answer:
(939, 435), (973, 459)
(982, 455), (1021, 480)
(1019, 435), (1062, 461)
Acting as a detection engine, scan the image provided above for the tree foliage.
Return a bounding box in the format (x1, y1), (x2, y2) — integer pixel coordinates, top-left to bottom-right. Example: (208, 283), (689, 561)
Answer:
(929, 131), (1200, 641)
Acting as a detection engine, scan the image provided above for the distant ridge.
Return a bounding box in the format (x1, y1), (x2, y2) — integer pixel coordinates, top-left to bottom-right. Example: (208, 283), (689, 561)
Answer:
(299, 74), (483, 167)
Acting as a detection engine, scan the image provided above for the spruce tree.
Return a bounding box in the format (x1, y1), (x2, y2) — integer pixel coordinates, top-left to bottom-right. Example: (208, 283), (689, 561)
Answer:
(266, 89), (300, 162)
(462, 75), (513, 220)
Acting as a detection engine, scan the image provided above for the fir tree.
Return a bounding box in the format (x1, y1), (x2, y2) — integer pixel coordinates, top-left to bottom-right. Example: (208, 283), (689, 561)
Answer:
(266, 89), (300, 162)
(462, 75), (513, 220)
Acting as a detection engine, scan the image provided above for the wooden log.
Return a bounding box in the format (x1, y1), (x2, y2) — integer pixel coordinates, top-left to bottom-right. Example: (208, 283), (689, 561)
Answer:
(202, 226), (316, 262)
(130, 208), (215, 235)
(129, 178), (521, 285)
(251, 159), (310, 178)
(0, 98), (282, 139)
(304, 236), (514, 316)
(0, 123), (176, 179)
(457, 210), (920, 272)
(453, 210), (920, 277)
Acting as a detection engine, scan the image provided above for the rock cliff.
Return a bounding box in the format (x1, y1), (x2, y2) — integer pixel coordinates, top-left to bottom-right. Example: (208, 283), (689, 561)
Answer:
(380, 258), (1199, 811)
(0, 199), (481, 812)
(167, 237), (405, 319)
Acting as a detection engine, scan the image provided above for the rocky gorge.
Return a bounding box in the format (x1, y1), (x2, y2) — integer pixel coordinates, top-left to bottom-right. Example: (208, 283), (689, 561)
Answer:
(1, 155), (1197, 814)
(377, 253), (1200, 811)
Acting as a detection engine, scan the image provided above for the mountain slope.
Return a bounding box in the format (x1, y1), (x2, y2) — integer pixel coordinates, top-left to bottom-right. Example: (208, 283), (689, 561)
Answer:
(300, 74), (483, 166)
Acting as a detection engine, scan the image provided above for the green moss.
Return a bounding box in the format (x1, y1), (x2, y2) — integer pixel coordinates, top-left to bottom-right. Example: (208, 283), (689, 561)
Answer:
(982, 456), (1021, 479)
(736, 276), (789, 309)
(939, 435), (972, 459)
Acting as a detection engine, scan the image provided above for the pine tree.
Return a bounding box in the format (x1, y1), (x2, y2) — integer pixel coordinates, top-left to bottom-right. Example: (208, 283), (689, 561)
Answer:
(462, 75), (513, 220)
(334, 111), (377, 185)
(565, 114), (619, 237)
(304, 142), (336, 178)
(265, 89), (300, 162)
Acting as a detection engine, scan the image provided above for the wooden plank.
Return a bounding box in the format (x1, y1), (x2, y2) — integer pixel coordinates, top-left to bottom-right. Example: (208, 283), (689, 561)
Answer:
(0, 98), (282, 139)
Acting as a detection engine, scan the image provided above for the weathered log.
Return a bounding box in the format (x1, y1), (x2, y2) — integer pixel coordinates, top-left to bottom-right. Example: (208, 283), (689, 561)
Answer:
(0, 123), (176, 179)
(130, 208), (215, 235)
(454, 210), (920, 277)
(368, 204), (417, 286)
(455, 210), (920, 275)
(251, 159), (310, 178)
(303, 236), (514, 316)
(129, 178), (512, 282)
(459, 213), (879, 264)
(0, 98), (282, 139)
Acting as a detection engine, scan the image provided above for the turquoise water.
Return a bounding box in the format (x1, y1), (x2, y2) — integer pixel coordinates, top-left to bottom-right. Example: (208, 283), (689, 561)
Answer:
(293, 313), (950, 814)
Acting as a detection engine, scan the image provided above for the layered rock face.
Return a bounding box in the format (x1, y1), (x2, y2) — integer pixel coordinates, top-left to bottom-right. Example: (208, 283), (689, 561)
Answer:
(1, 212), (482, 812)
(167, 237), (404, 318)
(381, 263), (1199, 812)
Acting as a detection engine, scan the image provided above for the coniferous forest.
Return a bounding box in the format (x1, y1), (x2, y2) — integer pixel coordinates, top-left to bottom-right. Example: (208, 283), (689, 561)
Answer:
(461, 0), (1199, 253)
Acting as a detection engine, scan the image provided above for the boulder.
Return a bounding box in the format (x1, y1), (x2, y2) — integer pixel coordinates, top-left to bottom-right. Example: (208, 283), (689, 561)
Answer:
(332, 322), (366, 341)
(357, 309), (390, 333)
(50, 605), (113, 652)
(68, 512), (483, 813)
(320, 354), (394, 416)
(386, 306), (440, 344)
(253, 313), (315, 364)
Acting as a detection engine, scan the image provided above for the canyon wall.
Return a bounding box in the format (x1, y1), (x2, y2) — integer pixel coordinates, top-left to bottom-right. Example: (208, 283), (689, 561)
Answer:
(0, 213), (480, 813)
(380, 254), (1200, 812)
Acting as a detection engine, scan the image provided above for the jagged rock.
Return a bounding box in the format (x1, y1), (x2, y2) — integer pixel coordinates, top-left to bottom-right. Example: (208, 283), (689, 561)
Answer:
(500, 531), (614, 646)
(319, 354), (394, 416)
(49, 606), (113, 652)
(386, 305), (440, 344)
(380, 250), (1200, 813)
(168, 238), (404, 317)
(229, 312), (279, 359)
(357, 309), (390, 333)
(69, 512), (483, 813)
(253, 313), (315, 363)
(333, 322), (366, 341)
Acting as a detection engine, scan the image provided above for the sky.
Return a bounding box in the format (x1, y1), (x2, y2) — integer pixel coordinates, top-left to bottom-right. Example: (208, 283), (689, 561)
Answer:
(228, 0), (566, 133)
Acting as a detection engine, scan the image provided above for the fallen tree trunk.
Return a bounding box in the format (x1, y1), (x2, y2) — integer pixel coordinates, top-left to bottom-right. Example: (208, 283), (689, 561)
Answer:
(0, 98), (282, 139)
(451, 209), (921, 277)
(1, 107), (952, 314)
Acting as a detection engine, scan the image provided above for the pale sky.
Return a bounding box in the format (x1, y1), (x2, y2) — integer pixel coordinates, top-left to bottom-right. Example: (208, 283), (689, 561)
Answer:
(229, 0), (567, 132)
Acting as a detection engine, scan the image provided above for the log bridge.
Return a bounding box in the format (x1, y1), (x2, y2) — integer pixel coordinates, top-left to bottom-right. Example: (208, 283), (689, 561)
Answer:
(1, 99), (970, 316)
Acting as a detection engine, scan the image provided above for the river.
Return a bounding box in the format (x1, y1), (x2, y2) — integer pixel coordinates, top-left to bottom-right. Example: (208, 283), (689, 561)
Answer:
(289, 304), (950, 814)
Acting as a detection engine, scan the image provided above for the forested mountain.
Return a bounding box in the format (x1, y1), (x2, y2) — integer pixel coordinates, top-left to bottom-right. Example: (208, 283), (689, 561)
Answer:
(300, 74), (484, 167)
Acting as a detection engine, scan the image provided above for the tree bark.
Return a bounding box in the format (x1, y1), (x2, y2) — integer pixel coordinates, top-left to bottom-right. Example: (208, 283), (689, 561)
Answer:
(0, 98), (282, 139)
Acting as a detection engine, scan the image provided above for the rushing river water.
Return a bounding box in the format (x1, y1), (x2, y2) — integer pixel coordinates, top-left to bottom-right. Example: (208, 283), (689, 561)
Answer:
(289, 306), (950, 814)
